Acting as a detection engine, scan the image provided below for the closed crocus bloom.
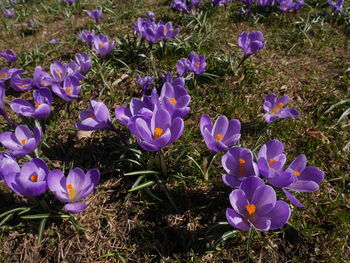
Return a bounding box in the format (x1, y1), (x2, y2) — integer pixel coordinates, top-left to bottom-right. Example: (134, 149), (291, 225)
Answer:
(75, 53), (91, 75)
(160, 82), (191, 119)
(200, 115), (241, 153)
(0, 83), (10, 122)
(0, 152), (19, 180)
(212, 0), (233, 6)
(0, 125), (42, 157)
(47, 168), (100, 214)
(156, 21), (180, 41)
(162, 72), (186, 90)
(52, 76), (81, 101)
(283, 155), (324, 208)
(176, 58), (190, 77)
(133, 18), (159, 44)
(62, 0), (75, 4)
(11, 88), (52, 120)
(256, 0), (274, 6)
(0, 49), (17, 63)
(146, 11), (155, 22)
(226, 177), (291, 231)
(258, 139), (286, 179)
(3, 8), (14, 18)
(86, 9), (103, 23)
(327, 0), (344, 12)
(76, 100), (115, 131)
(190, 0), (202, 8)
(171, 0), (190, 13)
(77, 30), (96, 48)
(222, 147), (258, 188)
(263, 94), (300, 123)
(33, 66), (52, 88)
(188, 52), (206, 74)
(131, 107), (184, 151)
(3, 158), (49, 197)
(92, 34), (115, 59)
(238, 31), (265, 59)
(10, 75), (33, 92)
(294, 0), (305, 9)
(136, 74), (154, 95)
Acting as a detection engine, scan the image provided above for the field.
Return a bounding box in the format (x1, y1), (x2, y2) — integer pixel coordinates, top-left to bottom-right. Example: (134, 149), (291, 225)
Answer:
(0, 0), (349, 262)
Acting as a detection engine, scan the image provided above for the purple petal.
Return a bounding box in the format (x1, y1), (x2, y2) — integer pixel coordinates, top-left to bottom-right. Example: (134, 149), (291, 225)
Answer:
(226, 208), (250, 231)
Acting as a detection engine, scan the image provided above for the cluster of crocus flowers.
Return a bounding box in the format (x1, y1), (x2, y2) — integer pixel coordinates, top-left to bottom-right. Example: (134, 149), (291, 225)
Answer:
(277, 0), (305, 12)
(171, 0), (202, 13)
(133, 14), (180, 45)
(78, 30), (115, 59)
(263, 93), (300, 123)
(223, 139), (324, 231)
(0, 49), (17, 63)
(327, 0), (344, 12)
(238, 31), (266, 59)
(176, 52), (206, 77)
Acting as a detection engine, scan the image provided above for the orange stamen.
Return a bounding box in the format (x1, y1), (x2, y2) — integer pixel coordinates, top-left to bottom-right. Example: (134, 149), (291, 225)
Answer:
(18, 85), (26, 89)
(215, 133), (223, 142)
(154, 128), (164, 139)
(41, 81), (47, 86)
(294, 171), (301, 176)
(0, 72), (8, 79)
(164, 27), (168, 35)
(67, 184), (75, 199)
(66, 87), (72, 95)
(20, 139), (27, 145)
(35, 103), (41, 108)
(195, 62), (201, 68)
(245, 204), (256, 217)
(99, 43), (105, 47)
(272, 103), (284, 114)
(239, 158), (245, 176)
(169, 98), (177, 104)
(268, 158), (276, 168)
(30, 175), (38, 182)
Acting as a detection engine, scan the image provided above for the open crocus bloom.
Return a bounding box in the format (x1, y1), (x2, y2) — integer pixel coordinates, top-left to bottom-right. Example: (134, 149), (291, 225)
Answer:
(238, 31), (265, 59)
(33, 66), (52, 88)
(47, 168), (100, 214)
(52, 76), (81, 101)
(327, 0), (344, 12)
(226, 177), (291, 231)
(0, 49), (17, 62)
(3, 158), (49, 197)
(0, 125), (42, 157)
(74, 53), (91, 75)
(92, 34), (115, 59)
(222, 147), (258, 188)
(200, 115), (241, 153)
(283, 154), (324, 207)
(188, 52), (206, 74)
(156, 21), (180, 41)
(10, 75), (33, 92)
(263, 94), (300, 123)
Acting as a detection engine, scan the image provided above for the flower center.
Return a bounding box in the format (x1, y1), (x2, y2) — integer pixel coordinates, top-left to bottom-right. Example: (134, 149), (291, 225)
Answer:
(169, 98), (177, 104)
(67, 184), (75, 199)
(99, 42), (105, 47)
(8, 50), (14, 55)
(20, 139), (27, 145)
(268, 158), (276, 168)
(35, 103), (41, 108)
(154, 128), (164, 139)
(245, 204), (256, 217)
(18, 85), (26, 89)
(56, 69), (62, 78)
(66, 87), (72, 95)
(87, 113), (94, 118)
(30, 174), (38, 182)
(164, 27), (168, 35)
(293, 170), (300, 176)
(195, 62), (201, 68)
(215, 133), (223, 141)
(239, 158), (245, 176)
(0, 72), (8, 79)
(41, 81), (47, 86)
(272, 103), (284, 114)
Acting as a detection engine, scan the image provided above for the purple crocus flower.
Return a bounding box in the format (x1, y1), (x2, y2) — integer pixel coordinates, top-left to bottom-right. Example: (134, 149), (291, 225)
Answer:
(190, 0), (202, 8)
(327, 0), (344, 12)
(0, 67), (11, 83)
(77, 30), (96, 48)
(76, 100), (116, 131)
(133, 18), (159, 44)
(10, 74), (33, 92)
(3, 158), (49, 197)
(171, 0), (190, 14)
(52, 76), (81, 101)
(130, 106), (184, 151)
(92, 34), (115, 59)
(160, 82), (191, 118)
(10, 88), (52, 120)
(176, 58), (191, 77)
(0, 83), (10, 122)
(136, 74), (154, 95)
(49, 39), (58, 44)
(0, 152), (19, 180)
(263, 94), (300, 123)
(157, 21), (180, 41)
(283, 155), (324, 208)
(74, 53), (91, 75)
(62, 0), (75, 4)
(33, 66), (52, 88)
(27, 19), (34, 27)
(294, 0), (305, 10)
(188, 52), (206, 74)
(3, 8), (14, 18)
(278, 0), (295, 11)
(200, 115), (241, 153)
(162, 72), (186, 89)
(238, 31), (265, 59)
(47, 167), (100, 214)
(212, 0), (233, 6)
(0, 125), (42, 157)
(222, 147), (259, 188)
(226, 177), (291, 231)
(0, 49), (17, 63)
(86, 9), (103, 23)
(49, 61), (68, 83)
(146, 11), (155, 22)
(256, 0), (274, 6)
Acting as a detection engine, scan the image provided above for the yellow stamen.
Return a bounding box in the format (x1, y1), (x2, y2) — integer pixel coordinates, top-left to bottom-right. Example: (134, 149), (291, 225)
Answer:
(41, 81), (47, 86)
(272, 103), (284, 114)
(245, 204), (256, 217)
(196, 62), (201, 68)
(66, 87), (72, 95)
(18, 85), (26, 89)
(99, 42), (105, 47)
(268, 158), (276, 168)
(30, 175), (38, 182)
(56, 69), (62, 78)
(164, 27), (168, 35)
(67, 184), (75, 199)
(0, 72), (8, 79)
(239, 158), (245, 176)
(35, 103), (41, 108)
(215, 133), (223, 141)
(294, 171), (300, 176)
(169, 98), (177, 104)
(154, 128), (164, 139)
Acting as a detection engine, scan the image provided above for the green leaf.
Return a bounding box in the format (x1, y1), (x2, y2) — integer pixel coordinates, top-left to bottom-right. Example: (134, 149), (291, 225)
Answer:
(69, 216), (88, 232)
(21, 213), (70, 220)
(128, 181), (155, 192)
(214, 230), (239, 245)
(37, 218), (47, 246)
(0, 207), (31, 219)
(0, 214), (14, 227)
(124, 170), (160, 176)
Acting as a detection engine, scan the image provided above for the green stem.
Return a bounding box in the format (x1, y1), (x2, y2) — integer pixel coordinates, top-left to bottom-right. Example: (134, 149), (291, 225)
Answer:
(246, 227), (254, 263)
(158, 149), (168, 176)
(203, 152), (216, 182)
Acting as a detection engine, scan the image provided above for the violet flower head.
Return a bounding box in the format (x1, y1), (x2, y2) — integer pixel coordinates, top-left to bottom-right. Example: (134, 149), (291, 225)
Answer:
(130, 106), (184, 151)
(263, 94), (300, 123)
(256, 0), (274, 6)
(200, 115), (241, 153)
(3, 158), (49, 197)
(10, 74), (33, 92)
(77, 30), (96, 48)
(74, 53), (91, 75)
(171, 0), (190, 14)
(76, 100), (116, 131)
(327, 0), (344, 12)
(92, 34), (115, 59)
(283, 155), (324, 208)
(278, 0), (295, 11)
(10, 88), (52, 120)
(86, 9), (103, 23)
(33, 66), (52, 88)
(62, 0), (75, 4)
(0, 49), (17, 63)
(238, 31), (265, 59)
(49, 39), (58, 44)
(190, 0), (202, 8)
(0, 67), (11, 83)
(212, 0), (233, 6)
(294, 0), (305, 10)
(27, 19), (34, 27)
(0, 152), (19, 180)
(52, 76), (81, 102)
(146, 11), (155, 22)
(3, 8), (14, 18)
(222, 147), (259, 188)
(157, 21), (180, 41)
(0, 125), (42, 157)
(176, 58), (190, 77)
(226, 177), (291, 231)
(47, 168), (100, 214)
(50, 61), (68, 83)
(0, 83), (10, 122)
(136, 74), (154, 95)
(188, 52), (206, 74)
(133, 18), (160, 44)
